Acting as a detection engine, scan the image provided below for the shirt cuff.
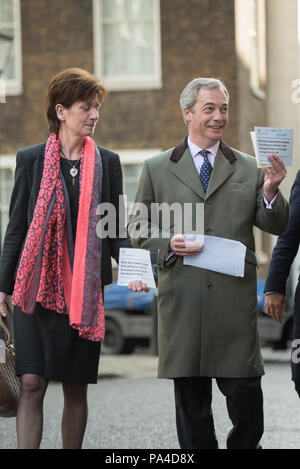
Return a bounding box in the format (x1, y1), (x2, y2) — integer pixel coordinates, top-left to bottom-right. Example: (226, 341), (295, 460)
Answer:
(164, 248), (175, 262)
(265, 291), (281, 295)
(263, 193), (278, 210)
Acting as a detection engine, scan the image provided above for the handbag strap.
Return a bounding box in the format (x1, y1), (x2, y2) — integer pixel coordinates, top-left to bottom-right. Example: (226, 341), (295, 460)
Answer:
(0, 302), (13, 344)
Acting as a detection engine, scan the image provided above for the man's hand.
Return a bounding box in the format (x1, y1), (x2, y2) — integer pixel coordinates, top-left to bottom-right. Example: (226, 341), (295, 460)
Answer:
(170, 234), (203, 257)
(262, 154), (287, 202)
(264, 293), (286, 323)
(0, 292), (8, 318)
(128, 280), (150, 293)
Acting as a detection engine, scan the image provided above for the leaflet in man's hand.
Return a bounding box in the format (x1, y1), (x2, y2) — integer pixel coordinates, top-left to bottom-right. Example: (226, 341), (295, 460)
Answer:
(250, 127), (293, 168)
(183, 236), (246, 277)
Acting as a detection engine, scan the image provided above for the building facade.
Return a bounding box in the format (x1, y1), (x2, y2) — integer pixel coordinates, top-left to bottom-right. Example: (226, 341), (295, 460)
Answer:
(0, 0), (272, 266)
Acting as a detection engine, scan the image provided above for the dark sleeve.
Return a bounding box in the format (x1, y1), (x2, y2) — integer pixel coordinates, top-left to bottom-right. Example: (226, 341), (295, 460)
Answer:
(108, 154), (131, 263)
(264, 170), (300, 295)
(0, 151), (30, 294)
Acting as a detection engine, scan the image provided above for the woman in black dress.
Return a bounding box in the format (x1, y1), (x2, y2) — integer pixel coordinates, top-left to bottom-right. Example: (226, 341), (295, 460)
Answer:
(0, 68), (129, 448)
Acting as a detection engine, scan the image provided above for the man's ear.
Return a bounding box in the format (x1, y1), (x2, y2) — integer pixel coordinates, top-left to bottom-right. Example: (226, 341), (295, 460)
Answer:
(183, 107), (191, 125)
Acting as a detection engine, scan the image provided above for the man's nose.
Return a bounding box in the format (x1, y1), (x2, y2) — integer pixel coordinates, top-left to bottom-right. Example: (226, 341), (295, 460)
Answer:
(212, 109), (224, 120)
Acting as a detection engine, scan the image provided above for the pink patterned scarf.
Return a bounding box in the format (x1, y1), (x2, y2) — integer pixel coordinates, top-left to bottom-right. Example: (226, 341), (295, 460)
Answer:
(12, 132), (105, 342)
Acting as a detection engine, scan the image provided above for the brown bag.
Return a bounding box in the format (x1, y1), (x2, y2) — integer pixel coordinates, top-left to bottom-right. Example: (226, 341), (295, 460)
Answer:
(0, 304), (20, 417)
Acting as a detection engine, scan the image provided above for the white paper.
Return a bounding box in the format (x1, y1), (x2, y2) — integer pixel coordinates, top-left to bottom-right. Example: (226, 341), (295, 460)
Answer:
(118, 248), (156, 289)
(183, 235), (247, 277)
(250, 131), (268, 168)
(251, 127), (293, 167)
(0, 339), (5, 364)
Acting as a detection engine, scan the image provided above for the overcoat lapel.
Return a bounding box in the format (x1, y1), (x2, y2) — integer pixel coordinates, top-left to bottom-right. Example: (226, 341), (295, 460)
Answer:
(171, 147), (206, 200)
(170, 138), (237, 201)
(206, 147), (235, 199)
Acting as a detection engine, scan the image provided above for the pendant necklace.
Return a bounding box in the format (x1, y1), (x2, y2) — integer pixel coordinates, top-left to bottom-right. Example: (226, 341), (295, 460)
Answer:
(60, 149), (81, 186)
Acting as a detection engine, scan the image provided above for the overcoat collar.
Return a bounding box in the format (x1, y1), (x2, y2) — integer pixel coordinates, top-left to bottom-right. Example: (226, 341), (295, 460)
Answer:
(170, 136), (237, 200)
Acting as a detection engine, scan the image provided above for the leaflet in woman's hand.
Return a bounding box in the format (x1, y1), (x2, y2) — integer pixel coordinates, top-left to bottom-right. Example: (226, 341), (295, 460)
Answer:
(118, 248), (156, 289)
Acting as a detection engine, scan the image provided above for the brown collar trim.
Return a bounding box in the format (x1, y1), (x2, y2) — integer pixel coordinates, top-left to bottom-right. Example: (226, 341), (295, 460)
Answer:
(170, 137), (237, 164)
(219, 140), (237, 163)
(170, 136), (188, 162)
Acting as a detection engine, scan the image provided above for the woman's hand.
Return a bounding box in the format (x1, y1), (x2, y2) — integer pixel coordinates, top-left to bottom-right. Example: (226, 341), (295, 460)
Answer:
(128, 280), (150, 293)
(0, 292), (8, 317)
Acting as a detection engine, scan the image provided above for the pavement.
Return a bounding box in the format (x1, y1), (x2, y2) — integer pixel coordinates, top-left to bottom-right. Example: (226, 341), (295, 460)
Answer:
(0, 347), (296, 449)
(98, 347), (291, 378)
(99, 352), (158, 378)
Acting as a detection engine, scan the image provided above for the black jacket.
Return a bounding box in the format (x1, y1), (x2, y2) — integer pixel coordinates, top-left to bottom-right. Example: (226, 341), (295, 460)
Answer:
(0, 143), (130, 294)
(264, 170), (300, 390)
(264, 170), (300, 297)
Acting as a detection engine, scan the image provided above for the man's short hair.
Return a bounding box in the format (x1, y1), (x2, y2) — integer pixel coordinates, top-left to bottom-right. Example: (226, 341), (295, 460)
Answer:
(179, 78), (229, 125)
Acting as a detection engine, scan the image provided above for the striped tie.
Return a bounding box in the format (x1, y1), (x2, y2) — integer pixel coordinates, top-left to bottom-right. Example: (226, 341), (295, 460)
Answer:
(199, 150), (212, 192)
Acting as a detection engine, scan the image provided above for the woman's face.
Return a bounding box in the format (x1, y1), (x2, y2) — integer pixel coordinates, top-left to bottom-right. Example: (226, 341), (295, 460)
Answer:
(56, 95), (101, 138)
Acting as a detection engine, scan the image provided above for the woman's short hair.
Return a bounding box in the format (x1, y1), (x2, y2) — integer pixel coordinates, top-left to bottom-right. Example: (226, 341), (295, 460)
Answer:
(179, 78), (229, 125)
(46, 68), (107, 133)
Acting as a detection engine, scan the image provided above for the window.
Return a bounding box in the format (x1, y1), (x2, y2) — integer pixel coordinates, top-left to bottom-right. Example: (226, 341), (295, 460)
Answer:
(249, 0), (266, 99)
(122, 164), (143, 204)
(0, 156), (15, 252)
(116, 148), (161, 210)
(0, 0), (22, 95)
(93, 0), (162, 91)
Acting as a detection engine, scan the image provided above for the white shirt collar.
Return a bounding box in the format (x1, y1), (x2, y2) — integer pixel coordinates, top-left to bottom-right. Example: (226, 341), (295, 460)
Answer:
(187, 136), (220, 163)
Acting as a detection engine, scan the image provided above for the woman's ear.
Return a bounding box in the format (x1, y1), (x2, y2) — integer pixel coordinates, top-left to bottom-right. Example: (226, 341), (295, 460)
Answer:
(55, 104), (65, 122)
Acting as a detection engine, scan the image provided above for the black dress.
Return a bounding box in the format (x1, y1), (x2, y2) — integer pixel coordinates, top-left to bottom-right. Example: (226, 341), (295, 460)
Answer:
(14, 158), (101, 384)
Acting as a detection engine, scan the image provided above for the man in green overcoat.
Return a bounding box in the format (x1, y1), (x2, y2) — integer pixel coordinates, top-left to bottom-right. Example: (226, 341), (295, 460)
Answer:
(128, 78), (289, 449)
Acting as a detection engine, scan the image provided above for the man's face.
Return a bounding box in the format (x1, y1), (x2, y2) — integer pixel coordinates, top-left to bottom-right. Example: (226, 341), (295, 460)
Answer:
(184, 87), (229, 147)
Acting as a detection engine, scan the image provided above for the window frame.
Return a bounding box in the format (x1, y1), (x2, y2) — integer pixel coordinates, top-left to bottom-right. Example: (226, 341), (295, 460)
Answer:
(116, 148), (161, 204)
(0, 154), (15, 248)
(0, 0), (23, 96)
(93, 0), (162, 91)
(249, 0), (266, 100)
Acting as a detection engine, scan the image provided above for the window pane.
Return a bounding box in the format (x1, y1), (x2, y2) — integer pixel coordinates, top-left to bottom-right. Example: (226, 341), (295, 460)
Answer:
(0, 27), (15, 78)
(103, 0), (120, 19)
(0, 210), (8, 249)
(124, 182), (139, 202)
(0, 0), (13, 23)
(124, 0), (153, 18)
(122, 164), (142, 202)
(103, 22), (154, 76)
(0, 168), (13, 205)
(124, 165), (141, 178)
(103, 0), (153, 19)
(0, 167), (13, 249)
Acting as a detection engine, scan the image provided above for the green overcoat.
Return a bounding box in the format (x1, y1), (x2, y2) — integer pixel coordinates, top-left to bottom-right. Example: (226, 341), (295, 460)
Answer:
(128, 139), (289, 378)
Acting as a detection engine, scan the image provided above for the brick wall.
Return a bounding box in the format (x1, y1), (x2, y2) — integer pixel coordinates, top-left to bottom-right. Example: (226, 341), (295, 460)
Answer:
(0, 0), (265, 155)
(99, 0), (239, 151)
(0, 0), (94, 153)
